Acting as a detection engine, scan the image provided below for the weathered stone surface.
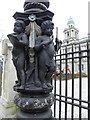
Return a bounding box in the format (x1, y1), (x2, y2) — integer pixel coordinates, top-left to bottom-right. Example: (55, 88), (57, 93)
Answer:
(0, 39), (17, 118)
(14, 93), (54, 112)
(7, 0), (61, 119)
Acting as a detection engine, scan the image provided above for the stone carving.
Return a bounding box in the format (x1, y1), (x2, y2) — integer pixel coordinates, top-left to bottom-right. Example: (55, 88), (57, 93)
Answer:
(8, 19), (61, 92)
(7, 20), (29, 90)
(7, 0), (62, 119)
(35, 20), (56, 89)
(14, 93), (54, 112)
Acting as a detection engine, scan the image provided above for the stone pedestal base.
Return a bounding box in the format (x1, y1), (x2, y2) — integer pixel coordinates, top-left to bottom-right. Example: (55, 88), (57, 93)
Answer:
(16, 109), (52, 120)
(14, 93), (54, 119)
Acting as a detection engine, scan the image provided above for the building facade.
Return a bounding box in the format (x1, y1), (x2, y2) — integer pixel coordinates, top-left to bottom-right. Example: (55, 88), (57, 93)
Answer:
(57, 17), (87, 75)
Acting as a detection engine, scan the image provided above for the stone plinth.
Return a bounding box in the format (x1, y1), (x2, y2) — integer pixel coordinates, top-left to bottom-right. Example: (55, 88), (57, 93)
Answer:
(0, 39), (17, 118)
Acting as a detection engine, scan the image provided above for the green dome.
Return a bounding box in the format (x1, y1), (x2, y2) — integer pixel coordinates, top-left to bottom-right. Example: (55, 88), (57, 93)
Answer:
(67, 17), (74, 24)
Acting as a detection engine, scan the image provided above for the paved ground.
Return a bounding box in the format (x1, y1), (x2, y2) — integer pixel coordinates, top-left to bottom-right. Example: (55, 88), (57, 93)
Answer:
(52, 77), (88, 118)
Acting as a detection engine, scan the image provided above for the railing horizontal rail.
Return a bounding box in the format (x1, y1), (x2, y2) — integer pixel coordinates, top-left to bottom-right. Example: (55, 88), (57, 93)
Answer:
(56, 94), (90, 104)
(55, 56), (88, 61)
(55, 50), (89, 57)
(55, 98), (89, 110)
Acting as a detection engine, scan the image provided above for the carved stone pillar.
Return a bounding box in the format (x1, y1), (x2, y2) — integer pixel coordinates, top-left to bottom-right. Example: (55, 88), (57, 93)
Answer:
(7, 0), (57, 119)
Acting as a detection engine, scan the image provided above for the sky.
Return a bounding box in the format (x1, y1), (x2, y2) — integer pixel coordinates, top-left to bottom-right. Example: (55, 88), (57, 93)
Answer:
(0, 0), (89, 41)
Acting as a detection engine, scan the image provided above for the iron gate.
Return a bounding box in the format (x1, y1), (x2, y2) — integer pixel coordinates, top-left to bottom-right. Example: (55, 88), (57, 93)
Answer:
(53, 37), (90, 119)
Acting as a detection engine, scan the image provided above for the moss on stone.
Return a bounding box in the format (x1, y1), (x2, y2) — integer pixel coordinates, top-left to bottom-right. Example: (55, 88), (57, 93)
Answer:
(5, 101), (19, 116)
(5, 101), (16, 108)
(10, 106), (19, 115)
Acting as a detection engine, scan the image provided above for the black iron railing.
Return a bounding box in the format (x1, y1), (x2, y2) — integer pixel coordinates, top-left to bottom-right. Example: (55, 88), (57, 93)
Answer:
(53, 37), (90, 119)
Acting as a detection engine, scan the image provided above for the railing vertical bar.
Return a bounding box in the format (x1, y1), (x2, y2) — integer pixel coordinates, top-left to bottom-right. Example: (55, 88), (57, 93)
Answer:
(54, 53), (57, 117)
(87, 41), (90, 120)
(65, 46), (68, 119)
(59, 49), (62, 120)
(79, 43), (82, 120)
(71, 44), (74, 119)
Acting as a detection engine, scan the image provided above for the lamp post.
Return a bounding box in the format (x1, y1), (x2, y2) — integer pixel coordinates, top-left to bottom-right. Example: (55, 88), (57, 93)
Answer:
(7, 0), (61, 119)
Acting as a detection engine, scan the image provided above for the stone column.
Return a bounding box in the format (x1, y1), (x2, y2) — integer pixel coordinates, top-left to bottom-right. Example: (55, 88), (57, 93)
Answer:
(7, 0), (58, 119)
(0, 39), (17, 118)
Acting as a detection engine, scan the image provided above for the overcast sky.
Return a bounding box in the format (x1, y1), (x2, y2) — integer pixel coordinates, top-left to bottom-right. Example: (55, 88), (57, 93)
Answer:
(0, 0), (89, 40)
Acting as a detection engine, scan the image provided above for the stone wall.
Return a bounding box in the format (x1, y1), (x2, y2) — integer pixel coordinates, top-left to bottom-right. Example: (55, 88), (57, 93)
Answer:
(0, 39), (17, 118)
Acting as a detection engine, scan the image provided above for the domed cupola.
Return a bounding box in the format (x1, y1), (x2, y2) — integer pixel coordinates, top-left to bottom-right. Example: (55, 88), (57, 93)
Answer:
(67, 17), (75, 28)
(63, 17), (79, 44)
